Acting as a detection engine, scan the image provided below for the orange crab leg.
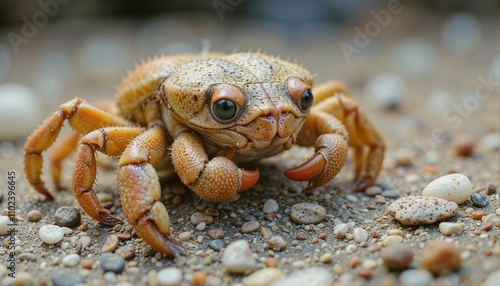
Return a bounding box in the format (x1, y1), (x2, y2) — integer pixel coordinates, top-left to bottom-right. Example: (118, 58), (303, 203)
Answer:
(49, 132), (80, 190)
(72, 127), (145, 225)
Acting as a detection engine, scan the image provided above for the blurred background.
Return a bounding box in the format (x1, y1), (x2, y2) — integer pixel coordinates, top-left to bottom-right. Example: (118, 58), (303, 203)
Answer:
(0, 0), (498, 157)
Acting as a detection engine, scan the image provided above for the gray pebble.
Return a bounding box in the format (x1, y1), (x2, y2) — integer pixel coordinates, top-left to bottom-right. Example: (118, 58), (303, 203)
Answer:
(100, 253), (125, 273)
(50, 269), (86, 286)
(365, 186), (382, 197)
(290, 203), (326, 224)
(381, 190), (401, 198)
(209, 239), (226, 251)
(470, 193), (488, 207)
(263, 199), (279, 214)
(241, 221), (260, 233)
(54, 206), (81, 227)
(399, 269), (433, 286)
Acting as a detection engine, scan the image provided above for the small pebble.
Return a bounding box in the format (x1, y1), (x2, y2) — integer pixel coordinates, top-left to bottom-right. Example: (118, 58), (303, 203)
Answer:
(263, 199), (279, 214)
(422, 173), (472, 204)
(267, 236), (287, 251)
(270, 267), (333, 286)
(353, 228), (369, 243)
(381, 244), (413, 270)
(486, 183), (497, 195)
(421, 240), (461, 276)
(290, 203), (326, 224)
(441, 12), (481, 54)
(365, 186), (382, 197)
(54, 206), (81, 227)
(18, 253), (37, 261)
(334, 223), (349, 239)
(242, 268), (283, 286)
(454, 135), (476, 156)
(222, 240), (256, 273)
(80, 259), (93, 269)
(209, 239), (226, 251)
(381, 190), (401, 198)
(426, 90), (454, 116)
(479, 132), (500, 151)
(319, 253), (333, 263)
(26, 210), (42, 222)
(39, 225), (64, 244)
(50, 269), (86, 286)
(470, 193), (488, 207)
(390, 37), (437, 80)
(102, 234), (119, 252)
(399, 269), (433, 286)
(382, 235), (403, 247)
(208, 228), (225, 239)
(100, 253), (125, 273)
(387, 196), (458, 225)
(0, 216), (12, 235)
(196, 221), (207, 231)
(241, 221), (260, 233)
(471, 210), (486, 220)
(483, 270), (500, 286)
(12, 271), (34, 285)
(157, 267), (183, 286)
(178, 231), (191, 242)
(190, 212), (213, 226)
(62, 254), (80, 267)
(78, 235), (91, 249)
(439, 222), (463, 236)
(115, 245), (135, 259)
(363, 72), (405, 110)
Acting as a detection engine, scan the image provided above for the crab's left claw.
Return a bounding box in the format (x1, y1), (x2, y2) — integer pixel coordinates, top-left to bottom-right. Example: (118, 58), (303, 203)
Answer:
(285, 111), (349, 191)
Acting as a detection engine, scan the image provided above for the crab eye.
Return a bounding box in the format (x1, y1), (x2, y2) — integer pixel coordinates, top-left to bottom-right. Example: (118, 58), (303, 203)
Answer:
(301, 89), (314, 110)
(286, 78), (313, 112)
(213, 99), (237, 120)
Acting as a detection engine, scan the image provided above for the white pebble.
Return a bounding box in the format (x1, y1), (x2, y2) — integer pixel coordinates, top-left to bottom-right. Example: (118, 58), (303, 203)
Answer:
(483, 270), (500, 286)
(426, 90), (454, 116)
(439, 222), (463, 236)
(0, 83), (44, 141)
(479, 132), (500, 152)
(196, 222), (206, 231)
(353, 228), (369, 243)
(270, 267), (333, 286)
(363, 72), (405, 110)
(390, 38), (437, 80)
(387, 196), (458, 226)
(78, 235), (91, 248)
(422, 173), (473, 204)
(62, 254), (80, 267)
(39, 225), (64, 244)
(157, 267), (183, 286)
(441, 12), (481, 55)
(242, 268), (284, 286)
(290, 203), (326, 224)
(333, 223), (349, 237)
(222, 240), (256, 274)
(0, 43), (12, 81)
(263, 199), (279, 214)
(0, 216), (14, 235)
(399, 269), (434, 286)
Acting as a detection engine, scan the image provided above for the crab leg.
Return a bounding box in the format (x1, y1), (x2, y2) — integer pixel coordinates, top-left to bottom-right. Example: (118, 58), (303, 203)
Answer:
(49, 132), (80, 190)
(118, 124), (186, 257)
(24, 98), (136, 199)
(171, 132), (260, 202)
(72, 127), (145, 225)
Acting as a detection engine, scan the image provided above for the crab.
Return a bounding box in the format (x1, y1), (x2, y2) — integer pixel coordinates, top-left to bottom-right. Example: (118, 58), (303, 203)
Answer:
(24, 52), (384, 258)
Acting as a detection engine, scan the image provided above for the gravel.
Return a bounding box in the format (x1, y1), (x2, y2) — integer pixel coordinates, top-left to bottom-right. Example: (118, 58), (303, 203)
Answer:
(470, 193), (489, 207)
(50, 269), (86, 286)
(100, 253), (126, 273)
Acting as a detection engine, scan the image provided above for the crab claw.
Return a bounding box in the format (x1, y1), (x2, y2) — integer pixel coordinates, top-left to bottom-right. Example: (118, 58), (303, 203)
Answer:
(240, 169), (260, 191)
(284, 153), (326, 181)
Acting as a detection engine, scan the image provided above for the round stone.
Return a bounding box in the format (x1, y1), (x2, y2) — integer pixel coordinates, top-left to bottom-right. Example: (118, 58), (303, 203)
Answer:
(381, 244), (414, 270)
(0, 216), (12, 235)
(382, 235), (403, 247)
(470, 193), (488, 207)
(263, 199), (279, 213)
(54, 206), (81, 227)
(365, 186), (382, 197)
(27, 210), (42, 222)
(290, 203), (326, 224)
(438, 222), (463, 236)
(381, 190), (401, 198)
(115, 245), (136, 260)
(390, 37), (437, 80)
(441, 12), (481, 54)
(0, 83), (44, 141)
(241, 221), (260, 233)
(208, 239), (226, 251)
(190, 212), (213, 226)
(102, 234), (119, 252)
(353, 228), (369, 243)
(267, 236), (287, 251)
(422, 173), (472, 204)
(12, 271), (34, 285)
(242, 268), (283, 286)
(100, 253), (125, 273)
(50, 269), (86, 286)
(399, 269), (433, 286)
(270, 267), (333, 286)
(421, 240), (461, 276)
(426, 90), (454, 116)
(207, 228), (224, 239)
(222, 240), (256, 273)
(387, 196), (458, 225)
(363, 72), (405, 110)
(157, 267), (183, 286)
(39, 225), (64, 244)
(62, 254), (81, 267)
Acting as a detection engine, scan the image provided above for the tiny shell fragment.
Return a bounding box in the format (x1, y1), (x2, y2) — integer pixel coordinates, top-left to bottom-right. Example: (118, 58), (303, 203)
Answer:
(387, 196), (458, 226)
(422, 173), (472, 204)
